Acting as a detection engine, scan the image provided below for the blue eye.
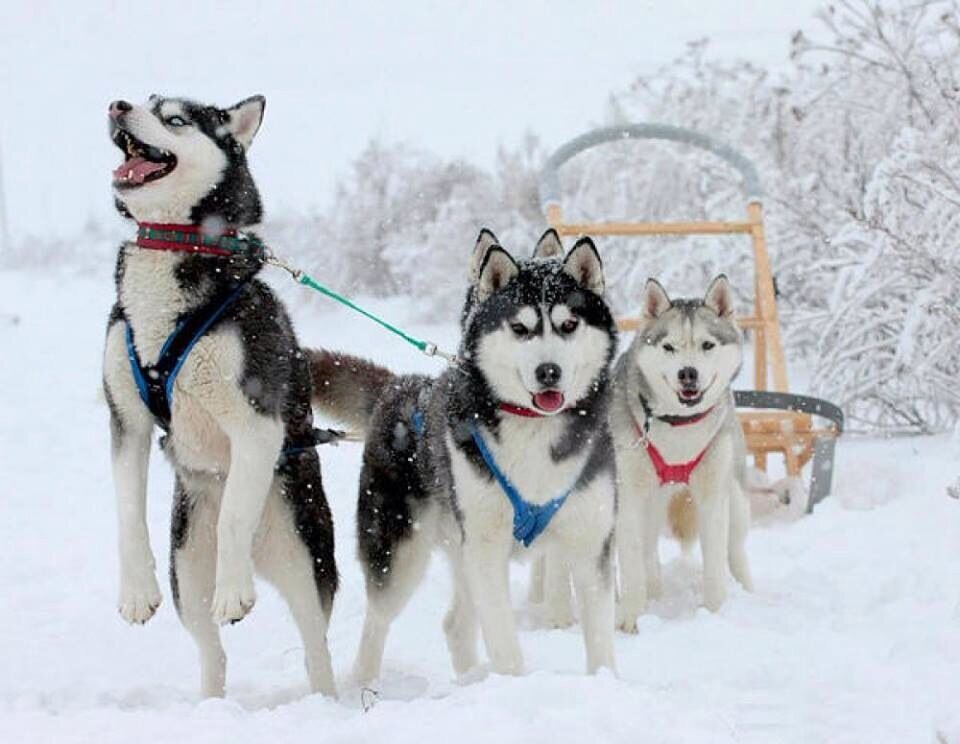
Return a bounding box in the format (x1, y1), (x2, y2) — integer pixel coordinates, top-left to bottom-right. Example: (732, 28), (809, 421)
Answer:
(165, 115), (188, 127)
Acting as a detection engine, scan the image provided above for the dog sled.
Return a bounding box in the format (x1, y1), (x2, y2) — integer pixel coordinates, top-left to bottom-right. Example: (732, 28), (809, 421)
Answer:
(538, 124), (843, 512)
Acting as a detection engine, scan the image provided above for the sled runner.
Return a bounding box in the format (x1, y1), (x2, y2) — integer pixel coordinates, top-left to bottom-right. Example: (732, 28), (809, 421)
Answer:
(538, 124), (843, 511)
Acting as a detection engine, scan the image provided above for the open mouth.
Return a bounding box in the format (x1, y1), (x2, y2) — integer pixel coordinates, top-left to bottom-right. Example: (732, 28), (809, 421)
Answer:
(111, 127), (177, 189)
(532, 390), (565, 413)
(672, 374), (717, 408)
(677, 388), (704, 407)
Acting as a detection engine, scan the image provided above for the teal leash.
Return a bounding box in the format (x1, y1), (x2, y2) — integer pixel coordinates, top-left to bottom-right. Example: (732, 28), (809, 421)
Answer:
(265, 252), (460, 366)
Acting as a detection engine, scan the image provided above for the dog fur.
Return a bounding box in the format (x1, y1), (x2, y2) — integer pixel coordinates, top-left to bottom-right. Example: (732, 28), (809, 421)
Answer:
(102, 95), (337, 697)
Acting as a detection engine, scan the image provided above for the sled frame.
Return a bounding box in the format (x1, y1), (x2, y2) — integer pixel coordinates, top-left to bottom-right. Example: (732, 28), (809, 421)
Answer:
(539, 124), (843, 511)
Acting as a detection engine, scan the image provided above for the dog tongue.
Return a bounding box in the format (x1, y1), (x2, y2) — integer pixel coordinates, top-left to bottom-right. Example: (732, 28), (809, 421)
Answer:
(533, 390), (565, 413)
(113, 157), (165, 184)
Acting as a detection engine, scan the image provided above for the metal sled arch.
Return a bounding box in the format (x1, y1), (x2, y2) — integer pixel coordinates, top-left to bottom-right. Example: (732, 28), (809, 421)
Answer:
(539, 124), (843, 511)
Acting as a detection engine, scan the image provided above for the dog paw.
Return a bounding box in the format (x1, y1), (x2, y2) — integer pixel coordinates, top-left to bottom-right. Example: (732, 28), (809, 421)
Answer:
(616, 606), (641, 634)
(703, 583), (727, 612)
(118, 574), (162, 624)
(210, 577), (256, 625)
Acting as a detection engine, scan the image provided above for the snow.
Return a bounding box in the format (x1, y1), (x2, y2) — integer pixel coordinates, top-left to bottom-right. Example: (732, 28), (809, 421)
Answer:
(1, 266), (958, 744)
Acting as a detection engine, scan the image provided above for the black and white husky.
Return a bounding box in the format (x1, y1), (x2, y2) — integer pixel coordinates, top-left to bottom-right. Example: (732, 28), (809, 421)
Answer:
(309, 233), (619, 682)
(609, 277), (753, 631)
(101, 95), (337, 697)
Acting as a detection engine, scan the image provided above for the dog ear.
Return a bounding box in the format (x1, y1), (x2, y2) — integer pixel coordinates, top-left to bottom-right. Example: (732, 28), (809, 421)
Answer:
(562, 237), (604, 295)
(223, 95), (266, 150)
(532, 228), (564, 259)
(704, 274), (735, 318)
(640, 278), (671, 319)
(468, 228), (499, 283)
(476, 245), (519, 299)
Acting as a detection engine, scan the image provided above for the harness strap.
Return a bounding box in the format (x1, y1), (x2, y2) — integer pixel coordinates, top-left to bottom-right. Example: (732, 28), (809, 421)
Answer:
(632, 415), (717, 486)
(468, 423), (571, 547)
(125, 279), (251, 431)
(643, 440), (709, 486)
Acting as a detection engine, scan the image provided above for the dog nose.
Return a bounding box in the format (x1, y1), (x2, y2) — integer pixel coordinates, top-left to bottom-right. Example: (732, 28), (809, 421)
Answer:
(678, 366), (699, 387)
(535, 363), (562, 387)
(109, 100), (132, 120)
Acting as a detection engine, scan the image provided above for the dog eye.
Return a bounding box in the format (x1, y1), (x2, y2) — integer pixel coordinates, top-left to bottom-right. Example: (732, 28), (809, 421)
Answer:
(702, 340), (716, 351)
(510, 323), (529, 337)
(559, 319), (579, 334)
(164, 115), (188, 127)
(662, 343), (676, 353)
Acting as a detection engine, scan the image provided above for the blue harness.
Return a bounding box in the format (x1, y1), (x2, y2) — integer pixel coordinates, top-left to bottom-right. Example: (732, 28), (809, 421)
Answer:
(468, 424), (571, 547)
(410, 409), (571, 547)
(124, 277), (343, 456)
(125, 280), (250, 432)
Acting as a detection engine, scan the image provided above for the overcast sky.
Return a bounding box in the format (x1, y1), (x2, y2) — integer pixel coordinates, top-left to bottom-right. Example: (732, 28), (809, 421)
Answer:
(0, 0), (824, 240)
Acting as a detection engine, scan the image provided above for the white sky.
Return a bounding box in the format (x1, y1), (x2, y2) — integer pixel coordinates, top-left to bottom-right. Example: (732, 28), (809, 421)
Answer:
(0, 0), (823, 240)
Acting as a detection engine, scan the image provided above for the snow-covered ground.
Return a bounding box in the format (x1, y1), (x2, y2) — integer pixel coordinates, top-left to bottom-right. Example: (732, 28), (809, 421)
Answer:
(1, 267), (958, 744)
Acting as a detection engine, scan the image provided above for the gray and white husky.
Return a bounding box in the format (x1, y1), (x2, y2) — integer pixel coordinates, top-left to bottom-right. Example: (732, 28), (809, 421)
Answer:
(309, 233), (619, 682)
(610, 276), (753, 631)
(101, 95), (337, 697)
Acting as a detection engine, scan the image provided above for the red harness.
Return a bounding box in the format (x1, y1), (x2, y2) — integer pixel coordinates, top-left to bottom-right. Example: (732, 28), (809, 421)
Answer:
(635, 407), (716, 486)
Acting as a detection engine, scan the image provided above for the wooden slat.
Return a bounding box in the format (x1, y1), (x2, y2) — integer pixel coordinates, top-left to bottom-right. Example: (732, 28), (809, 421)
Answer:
(553, 220), (755, 237)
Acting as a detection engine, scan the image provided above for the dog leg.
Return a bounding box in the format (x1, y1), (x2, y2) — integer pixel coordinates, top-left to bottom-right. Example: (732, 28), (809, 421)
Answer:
(616, 498), (647, 634)
(642, 495), (665, 601)
(696, 490), (731, 611)
(527, 556), (545, 604)
(462, 534), (523, 676)
(170, 482), (226, 698)
(571, 543), (616, 675)
(541, 552), (574, 629)
(210, 413), (284, 626)
(728, 482), (753, 591)
(352, 527), (433, 686)
(256, 490), (337, 698)
(442, 547), (479, 677)
(110, 400), (162, 625)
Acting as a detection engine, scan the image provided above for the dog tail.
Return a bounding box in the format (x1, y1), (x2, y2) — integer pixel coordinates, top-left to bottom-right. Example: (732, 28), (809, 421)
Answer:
(306, 349), (394, 433)
(668, 489), (698, 551)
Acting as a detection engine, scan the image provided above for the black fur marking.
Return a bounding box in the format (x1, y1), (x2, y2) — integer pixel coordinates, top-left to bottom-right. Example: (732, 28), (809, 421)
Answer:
(598, 528), (614, 581)
(357, 376), (434, 588)
(169, 477), (192, 614)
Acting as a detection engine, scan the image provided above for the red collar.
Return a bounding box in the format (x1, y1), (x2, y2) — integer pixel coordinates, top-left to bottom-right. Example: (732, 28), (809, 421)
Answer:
(657, 405), (715, 427)
(499, 402), (548, 418)
(633, 417), (714, 486)
(135, 222), (267, 260)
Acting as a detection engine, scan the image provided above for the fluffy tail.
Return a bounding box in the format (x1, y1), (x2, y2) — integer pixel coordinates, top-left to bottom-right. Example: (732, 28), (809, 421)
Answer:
(306, 349), (394, 433)
(668, 489), (698, 550)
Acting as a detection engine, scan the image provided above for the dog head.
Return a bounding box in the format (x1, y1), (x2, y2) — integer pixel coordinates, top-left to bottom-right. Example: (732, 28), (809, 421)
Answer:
(463, 235), (616, 414)
(109, 95), (265, 226)
(631, 275), (742, 415)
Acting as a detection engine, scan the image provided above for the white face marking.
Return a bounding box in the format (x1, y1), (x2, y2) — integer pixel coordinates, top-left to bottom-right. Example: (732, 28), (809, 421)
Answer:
(549, 305), (573, 326)
(113, 99), (228, 223)
(476, 303), (610, 412)
(634, 307), (742, 413)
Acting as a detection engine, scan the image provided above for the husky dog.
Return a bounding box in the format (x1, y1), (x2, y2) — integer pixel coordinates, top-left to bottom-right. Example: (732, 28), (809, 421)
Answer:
(101, 95), (337, 697)
(309, 235), (618, 682)
(610, 276), (752, 631)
